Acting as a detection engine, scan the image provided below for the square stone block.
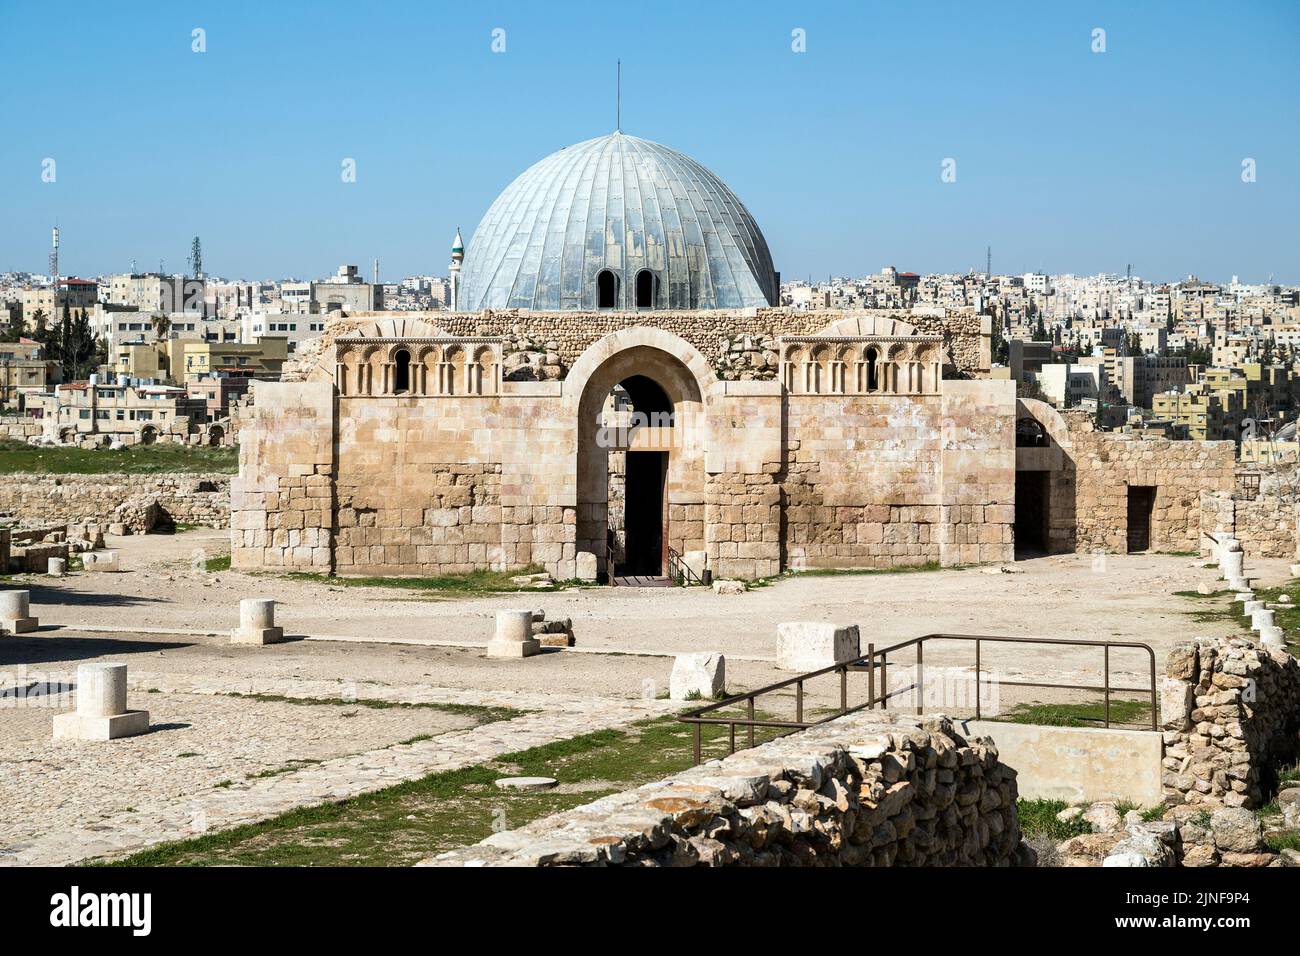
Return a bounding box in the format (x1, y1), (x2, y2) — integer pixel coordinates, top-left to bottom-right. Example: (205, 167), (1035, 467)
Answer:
(2, 617), (38, 634)
(231, 626), (285, 645)
(776, 621), (861, 672)
(487, 637), (541, 658)
(53, 710), (150, 741)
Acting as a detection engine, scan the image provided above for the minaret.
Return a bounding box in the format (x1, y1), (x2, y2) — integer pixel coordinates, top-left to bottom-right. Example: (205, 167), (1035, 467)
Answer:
(449, 227), (464, 311)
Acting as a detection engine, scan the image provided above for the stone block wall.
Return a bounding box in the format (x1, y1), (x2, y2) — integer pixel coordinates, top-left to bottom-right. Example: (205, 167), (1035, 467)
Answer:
(1199, 491), (1298, 560)
(0, 473), (230, 531)
(230, 381), (335, 571)
(1055, 413), (1236, 554)
(0, 416), (43, 441)
(423, 712), (1028, 867)
(1160, 637), (1300, 809)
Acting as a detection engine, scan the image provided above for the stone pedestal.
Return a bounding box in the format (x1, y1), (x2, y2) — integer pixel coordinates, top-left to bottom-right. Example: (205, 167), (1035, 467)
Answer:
(1258, 626), (1285, 648)
(488, 609), (540, 658)
(776, 622), (861, 672)
(1242, 600), (1264, 617)
(575, 551), (598, 582)
(82, 551), (120, 572)
(1220, 550), (1244, 581)
(53, 663), (150, 741)
(47, 557), (66, 577)
(1251, 609), (1275, 631)
(231, 598), (285, 645)
(0, 590), (38, 634)
(669, 652), (726, 701)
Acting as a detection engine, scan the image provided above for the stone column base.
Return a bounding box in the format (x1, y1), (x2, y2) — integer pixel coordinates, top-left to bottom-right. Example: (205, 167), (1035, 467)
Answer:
(2, 617), (38, 634)
(487, 637), (541, 658)
(53, 710), (150, 741)
(231, 626), (285, 645)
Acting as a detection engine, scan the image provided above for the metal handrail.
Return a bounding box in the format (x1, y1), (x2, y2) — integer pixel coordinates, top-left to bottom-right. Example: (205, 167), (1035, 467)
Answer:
(678, 632), (1158, 765)
(667, 545), (705, 587)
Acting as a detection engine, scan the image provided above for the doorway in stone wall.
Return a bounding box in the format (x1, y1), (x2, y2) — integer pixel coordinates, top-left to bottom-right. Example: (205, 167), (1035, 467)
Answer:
(1127, 486), (1155, 553)
(1014, 470), (1050, 558)
(620, 451), (667, 578)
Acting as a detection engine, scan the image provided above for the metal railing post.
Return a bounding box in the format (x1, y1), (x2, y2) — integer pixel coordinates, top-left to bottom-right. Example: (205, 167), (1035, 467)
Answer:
(796, 680), (804, 724)
(747, 697), (755, 748)
(975, 638), (982, 720)
(1104, 644), (1111, 728)
(693, 721), (701, 765)
(915, 641), (924, 715)
(866, 643), (875, 709)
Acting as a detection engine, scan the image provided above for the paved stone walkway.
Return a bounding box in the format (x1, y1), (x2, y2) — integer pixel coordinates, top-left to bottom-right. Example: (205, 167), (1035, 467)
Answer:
(0, 674), (678, 866)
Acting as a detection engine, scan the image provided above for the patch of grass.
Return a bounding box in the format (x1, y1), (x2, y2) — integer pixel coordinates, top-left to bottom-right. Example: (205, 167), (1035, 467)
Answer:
(95, 716), (780, 867)
(223, 692), (525, 724)
(1017, 799), (1092, 841)
(1265, 830), (1300, 853)
(0, 439), (237, 475)
(266, 564), (588, 596)
(993, 697), (1152, 729)
(204, 554), (231, 572)
(1172, 589), (1230, 599)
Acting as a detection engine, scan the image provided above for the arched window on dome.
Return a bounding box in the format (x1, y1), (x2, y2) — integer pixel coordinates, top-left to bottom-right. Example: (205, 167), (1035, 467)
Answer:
(635, 270), (658, 309)
(393, 348), (411, 394)
(597, 270), (619, 309)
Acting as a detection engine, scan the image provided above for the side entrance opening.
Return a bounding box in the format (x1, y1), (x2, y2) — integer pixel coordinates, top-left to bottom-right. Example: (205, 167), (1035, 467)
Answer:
(620, 450), (667, 577)
(1126, 486), (1155, 553)
(1014, 470), (1050, 557)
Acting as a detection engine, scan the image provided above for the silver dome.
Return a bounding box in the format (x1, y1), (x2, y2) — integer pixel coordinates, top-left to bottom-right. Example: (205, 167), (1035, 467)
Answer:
(457, 132), (777, 311)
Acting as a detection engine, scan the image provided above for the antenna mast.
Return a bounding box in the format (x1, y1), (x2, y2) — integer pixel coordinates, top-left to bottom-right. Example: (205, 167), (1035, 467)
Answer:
(616, 60), (621, 131)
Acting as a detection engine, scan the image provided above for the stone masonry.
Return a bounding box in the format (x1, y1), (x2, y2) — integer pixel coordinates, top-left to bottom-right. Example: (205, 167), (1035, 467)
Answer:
(425, 711), (1030, 867)
(0, 473), (230, 532)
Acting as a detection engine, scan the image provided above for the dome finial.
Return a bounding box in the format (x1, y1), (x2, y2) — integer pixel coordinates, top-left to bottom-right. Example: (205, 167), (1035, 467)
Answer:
(615, 60), (621, 132)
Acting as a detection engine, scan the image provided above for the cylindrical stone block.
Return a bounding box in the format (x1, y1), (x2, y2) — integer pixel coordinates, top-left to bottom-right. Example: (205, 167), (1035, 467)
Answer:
(0, 590), (30, 619)
(1252, 609), (1274, 630)
(76, 662), (128, 718)
(495, 609), (533, 643)
(1242, 600), (1263, 616)
(48, 558), (66, 576)
(1220, 552), (1243, 578)
(240, 599), (276, 630)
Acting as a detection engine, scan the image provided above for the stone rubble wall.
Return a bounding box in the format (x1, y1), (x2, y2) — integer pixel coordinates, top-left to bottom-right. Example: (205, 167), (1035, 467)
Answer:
(0, 473), (230, 532)
(423, 712), (1030, 867)
(1199, 491), (1298, 561)
(287, 308), (989, 383)
(1053, 412), (1236, 554)
(1161, 637), (1300, 809)
(0, 416), (43, 441)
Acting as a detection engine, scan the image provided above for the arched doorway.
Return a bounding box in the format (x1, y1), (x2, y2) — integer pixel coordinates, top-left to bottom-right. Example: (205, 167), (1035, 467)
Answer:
(597, 270), (619, 308)
(575, 344), (707, 583)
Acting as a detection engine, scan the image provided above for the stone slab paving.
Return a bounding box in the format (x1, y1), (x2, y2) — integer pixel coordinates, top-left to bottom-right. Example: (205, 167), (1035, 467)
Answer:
(0, 673), (678, 867)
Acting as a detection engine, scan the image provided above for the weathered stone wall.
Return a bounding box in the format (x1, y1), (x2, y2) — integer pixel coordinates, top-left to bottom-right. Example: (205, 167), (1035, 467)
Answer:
(289, 308), (989, 384)
(0, 416), (42, 441)
(422, 712), (1030, 867)
(1160, 637), (1300, 809)
(0, 473), (230, 531)
(1013, 407), (1237, 555)
(1199, 491), (1298, 560)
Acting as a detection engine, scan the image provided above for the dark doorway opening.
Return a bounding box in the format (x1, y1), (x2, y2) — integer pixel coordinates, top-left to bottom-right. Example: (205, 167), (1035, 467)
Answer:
(597, 270), (618, 308)
(393, 348), (411, 393)
(1127, 486), (1155, 553)
(620, 451), (667, 577)
(1014, 470), (1050, 557)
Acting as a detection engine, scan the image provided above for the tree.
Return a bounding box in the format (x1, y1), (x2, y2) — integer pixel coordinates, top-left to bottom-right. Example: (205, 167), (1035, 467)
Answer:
(151, 313), (171, 341)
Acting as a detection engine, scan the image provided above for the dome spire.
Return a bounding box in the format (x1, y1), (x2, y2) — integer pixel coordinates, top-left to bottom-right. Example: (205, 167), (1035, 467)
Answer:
(615, 60), (621, 132)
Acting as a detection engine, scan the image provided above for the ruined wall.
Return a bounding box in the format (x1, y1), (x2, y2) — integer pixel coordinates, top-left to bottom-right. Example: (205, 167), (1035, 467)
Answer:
(423, 712), (1030, 867)
(291, 309), (989, 383)
(0, 473), (230, 530)
(1161, 637), (1300, 809)
(0, 416), (42, 441)
(1048, 413), (1235, 554)
(1199, 491), (1298, 560)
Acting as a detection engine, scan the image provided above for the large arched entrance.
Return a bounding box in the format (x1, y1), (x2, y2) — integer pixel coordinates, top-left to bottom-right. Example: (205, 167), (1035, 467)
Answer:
(574, 343), (708, 583)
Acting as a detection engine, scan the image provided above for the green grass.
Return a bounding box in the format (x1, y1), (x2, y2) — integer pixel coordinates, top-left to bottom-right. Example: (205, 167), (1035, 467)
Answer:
(223, 692), (525, 724)
(0, 439), (237, 475)
(265, 564), (594, 595)
(1017, 799), (1093, 841)
(1265, 830), (1300, 853)
(204, 554), (231, 572)
(747, 560), (950, 589)
(993, 697), (1153, 729)
(95, 716), (768, 867)
(1172, 589), (1231, 599)
(1177, 581), (1300, 654)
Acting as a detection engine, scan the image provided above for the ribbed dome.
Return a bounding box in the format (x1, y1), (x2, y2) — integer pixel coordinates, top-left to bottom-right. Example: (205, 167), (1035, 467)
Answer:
(457, 132), (777, 312)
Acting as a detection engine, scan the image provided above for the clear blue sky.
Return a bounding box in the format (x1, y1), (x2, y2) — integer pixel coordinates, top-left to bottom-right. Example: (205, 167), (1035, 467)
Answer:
(2, 0), (1296, 284)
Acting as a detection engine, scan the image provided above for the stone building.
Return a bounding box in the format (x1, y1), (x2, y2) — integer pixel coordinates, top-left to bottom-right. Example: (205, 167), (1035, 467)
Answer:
(230, 130), (1232, 581)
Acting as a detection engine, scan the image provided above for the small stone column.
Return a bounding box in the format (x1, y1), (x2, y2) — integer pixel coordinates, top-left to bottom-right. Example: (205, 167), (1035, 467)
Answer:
(0, 590), (38, 634)
(231, 598), (285, 645)
(47, 557), (67, 577)
(1251, 608), (1275, 631)
(487, 609), (540, 658)
(1220, 550), (1244, 581)
(53, 662), (150, 741)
